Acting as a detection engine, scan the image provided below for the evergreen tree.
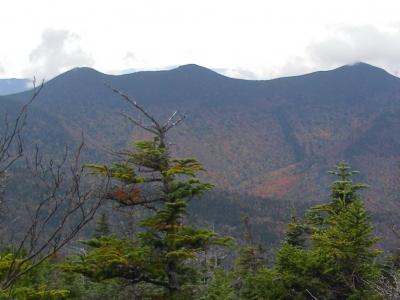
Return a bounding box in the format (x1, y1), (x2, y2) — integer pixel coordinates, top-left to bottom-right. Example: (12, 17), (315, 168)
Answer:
(63, 86), (234, 299)
(258, 161), (382, 299)
(0, 250), (69, 299)
(285, 208), (306, 249)
(235, 216), (267, 274)
(93, 212), (111, 239)
(234, 216), (267, 299)
(199, 268), (236, 300)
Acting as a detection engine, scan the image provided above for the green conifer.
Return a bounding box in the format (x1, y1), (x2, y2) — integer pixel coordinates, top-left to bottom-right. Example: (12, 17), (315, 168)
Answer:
(264, 161), (382, 299)
(63, 87), (234, 298)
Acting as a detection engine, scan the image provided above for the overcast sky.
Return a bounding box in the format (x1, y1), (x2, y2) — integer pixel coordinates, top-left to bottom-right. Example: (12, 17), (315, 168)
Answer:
(2, 1), (400, 81)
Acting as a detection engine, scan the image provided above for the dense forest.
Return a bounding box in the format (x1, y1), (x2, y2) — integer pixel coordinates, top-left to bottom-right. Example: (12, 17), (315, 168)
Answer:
(1, 68), (400, 299)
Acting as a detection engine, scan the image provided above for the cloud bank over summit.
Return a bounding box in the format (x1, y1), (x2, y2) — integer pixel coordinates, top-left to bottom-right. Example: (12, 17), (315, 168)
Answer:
(307, 24), (400, 77)
(2, 1), (400, 80)
(22, 29), (94, 80)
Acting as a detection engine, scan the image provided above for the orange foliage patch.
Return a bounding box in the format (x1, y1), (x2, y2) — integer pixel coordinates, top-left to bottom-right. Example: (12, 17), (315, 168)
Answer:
(351, 119), (359, 128)
(314, 129), (332, 139)
(251, 167), (300, 198)
(207, 170), (228, 185)
(107, 188), (143, 203)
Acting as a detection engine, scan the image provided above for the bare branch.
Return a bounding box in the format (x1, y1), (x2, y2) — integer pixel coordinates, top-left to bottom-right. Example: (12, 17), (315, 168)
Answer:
(0, 78), (43, 174)
(164, 113), (186, 132)
(363, 274), (400, 299)
(117, 110), (158, 135)
(163, 111), (178, 128)
(103, 83), (161, 132)
(306, 289), (320, 300)
(0, 135), (108, 290)
(104, 82), (185, 138)
(386, 212), (400, 240)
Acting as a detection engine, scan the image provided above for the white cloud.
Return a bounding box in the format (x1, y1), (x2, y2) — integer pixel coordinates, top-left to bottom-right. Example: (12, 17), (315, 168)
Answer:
(212, 68), (258, 80)
(307, 24), (400, 76)
(0, 64), (4, 75)
(124, 52), (136, 63)
(278, 60), (315, 78)
(2, 1), (400, 79)
(242, 24), (400, 80)
(23, 29), (94, 79)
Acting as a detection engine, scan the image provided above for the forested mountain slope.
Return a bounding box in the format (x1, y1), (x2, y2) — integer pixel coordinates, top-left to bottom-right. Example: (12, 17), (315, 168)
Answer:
(1, 62), (399, 217)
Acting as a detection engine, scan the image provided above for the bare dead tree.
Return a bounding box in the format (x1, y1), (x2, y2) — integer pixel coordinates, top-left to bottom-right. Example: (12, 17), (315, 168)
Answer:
(0, 170), (7, 211)
(0, 135), (108, 291)
(0, 78), (43, 235)
(0, 81), (108, 292)
(364, 274), (400, 300)
(0, 79), (43, 219)
(0, 78), (43, 175)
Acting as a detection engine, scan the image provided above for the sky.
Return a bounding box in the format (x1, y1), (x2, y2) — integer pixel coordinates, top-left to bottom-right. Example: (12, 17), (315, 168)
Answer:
(2, 0), (400, 81)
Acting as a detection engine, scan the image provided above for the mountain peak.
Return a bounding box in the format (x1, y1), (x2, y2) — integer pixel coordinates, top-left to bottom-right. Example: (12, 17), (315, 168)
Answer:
(337, 61), (393, 76)
(62, 67), (106, 77)
(175, 64), (213, 71)
(171, 64), (226, 79)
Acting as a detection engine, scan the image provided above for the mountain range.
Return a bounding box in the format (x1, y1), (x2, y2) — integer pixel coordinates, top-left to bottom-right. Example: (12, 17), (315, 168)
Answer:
(1, 63), (400, 232)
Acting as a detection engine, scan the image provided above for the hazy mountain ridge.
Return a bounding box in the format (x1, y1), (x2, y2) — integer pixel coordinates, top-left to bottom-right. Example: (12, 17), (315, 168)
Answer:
(1, 63), (400, 208)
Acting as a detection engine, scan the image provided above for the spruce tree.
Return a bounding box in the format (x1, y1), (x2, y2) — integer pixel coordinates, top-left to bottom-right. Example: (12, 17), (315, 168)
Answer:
(285, 208), (306, 249)
(93, 212), (111, 239)
(234, 216), (268, 299)
(270, 161), (382, 299)
(63, 86), (234, 299)
(235, 216), (267, 274)
(200, 268), (236, 300)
